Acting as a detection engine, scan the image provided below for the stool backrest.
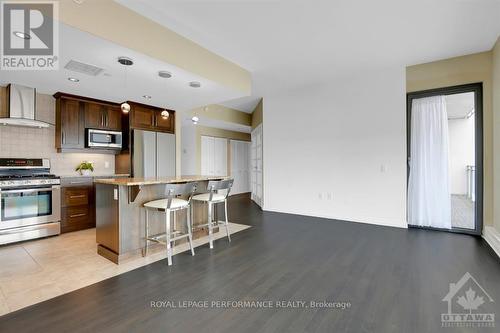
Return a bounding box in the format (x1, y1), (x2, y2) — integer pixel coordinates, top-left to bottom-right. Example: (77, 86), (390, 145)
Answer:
(206, 178), (234, 201)
(164, 182), (197, 208)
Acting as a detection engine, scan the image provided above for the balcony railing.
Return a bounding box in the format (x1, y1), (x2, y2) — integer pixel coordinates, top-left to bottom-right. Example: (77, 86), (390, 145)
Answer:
(466, 165), (475, 202)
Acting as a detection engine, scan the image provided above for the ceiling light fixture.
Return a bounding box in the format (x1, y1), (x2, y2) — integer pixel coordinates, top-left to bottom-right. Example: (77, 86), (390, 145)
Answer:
(191, 116), (199, 124)
(142, 95), (151, 99)
(118, 56), (134, 113)
(13, 31), (30, 40)
(189, 81), (201, 88)
(67, 77), (79, 82)
(117, 56), (134, 66)
(161, 110), (170, 120)
(158, 71), (172, 79)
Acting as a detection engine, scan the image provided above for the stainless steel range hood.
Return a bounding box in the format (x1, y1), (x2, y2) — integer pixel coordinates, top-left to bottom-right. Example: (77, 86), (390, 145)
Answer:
(0, 84), (50, 128)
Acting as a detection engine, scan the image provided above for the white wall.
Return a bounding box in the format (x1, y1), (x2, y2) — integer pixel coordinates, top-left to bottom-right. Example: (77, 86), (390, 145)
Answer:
(448, 117), (475, 195)
(262, 67), (407, 228)
(181, 123), (197, 175)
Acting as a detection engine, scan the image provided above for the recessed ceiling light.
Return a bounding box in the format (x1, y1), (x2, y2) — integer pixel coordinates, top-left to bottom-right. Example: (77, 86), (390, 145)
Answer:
(158, 71), (172, 79)
(191, 116), (199, 124)
(13, 31), (30, 40)
(142, 95), (151, 99)
(189, 81), (201, 88)
(117, 56), (134, 66)
(67, 77), (79, 82)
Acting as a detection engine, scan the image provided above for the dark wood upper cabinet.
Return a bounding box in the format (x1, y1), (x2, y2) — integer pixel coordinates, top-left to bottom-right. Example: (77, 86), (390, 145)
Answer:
(54, 93), (174, 155)
(55, 97), (84, 150)
(105, 105), (122, 131)
(85, 102), (121, 131)
(84, 102), (104, 129)
(55, 93), (125, 153)
(128, 101), (175, 133)
(129, 103), (155, 129)
(154, 109), (174, 132)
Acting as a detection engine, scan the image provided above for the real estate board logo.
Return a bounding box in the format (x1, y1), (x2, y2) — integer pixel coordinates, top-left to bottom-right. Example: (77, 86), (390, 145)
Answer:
(0, 1), (59, 70)
(441, 272), (495, 328)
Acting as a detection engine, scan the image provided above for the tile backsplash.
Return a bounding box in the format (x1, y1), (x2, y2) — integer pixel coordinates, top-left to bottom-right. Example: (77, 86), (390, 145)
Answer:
(0, 125), (115, 176)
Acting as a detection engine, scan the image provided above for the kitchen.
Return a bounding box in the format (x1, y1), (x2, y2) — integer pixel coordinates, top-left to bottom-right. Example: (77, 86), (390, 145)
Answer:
(0, 20), (261, 314)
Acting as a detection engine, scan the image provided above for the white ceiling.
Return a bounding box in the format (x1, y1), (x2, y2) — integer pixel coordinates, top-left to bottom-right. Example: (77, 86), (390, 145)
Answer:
(219, 96), (261, 113)
(446, 92), (475, 119)
(117, 0), (500, 95)
(0, 23), (247, 112)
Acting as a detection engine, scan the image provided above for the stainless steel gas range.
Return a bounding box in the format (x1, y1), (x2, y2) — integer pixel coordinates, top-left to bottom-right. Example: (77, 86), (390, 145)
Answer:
(0, 158), (61, 245)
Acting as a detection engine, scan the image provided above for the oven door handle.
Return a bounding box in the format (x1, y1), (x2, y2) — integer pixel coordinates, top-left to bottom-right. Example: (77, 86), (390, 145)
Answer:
(0, 187), (56, 194)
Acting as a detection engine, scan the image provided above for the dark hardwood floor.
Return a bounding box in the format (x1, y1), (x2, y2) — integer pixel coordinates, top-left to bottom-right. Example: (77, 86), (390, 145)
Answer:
(1, 194), (499, 333)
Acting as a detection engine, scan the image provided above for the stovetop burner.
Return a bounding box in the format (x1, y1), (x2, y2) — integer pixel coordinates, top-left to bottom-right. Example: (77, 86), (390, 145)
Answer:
(0, 174), (58, 180)
(0, 158), (60, 188)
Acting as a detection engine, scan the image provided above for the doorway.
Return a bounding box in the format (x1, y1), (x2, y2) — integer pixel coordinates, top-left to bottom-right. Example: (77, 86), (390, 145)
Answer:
(251, 124), (263, 207)
(406, 83), (483, 235)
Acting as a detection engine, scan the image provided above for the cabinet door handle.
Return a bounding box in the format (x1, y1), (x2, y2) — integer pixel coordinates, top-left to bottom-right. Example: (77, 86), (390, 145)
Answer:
(69, 194), (86, 199)
(69, 213), (86, 218)
(62, 131), (65, 144)
(69, 181), (87, 184)
(101, 112), (104, 127)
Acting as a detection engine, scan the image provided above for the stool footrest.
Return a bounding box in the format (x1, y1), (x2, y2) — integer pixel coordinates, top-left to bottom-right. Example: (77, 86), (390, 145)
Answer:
(147, 233), (190, 244)
(193, 221), (227, 230)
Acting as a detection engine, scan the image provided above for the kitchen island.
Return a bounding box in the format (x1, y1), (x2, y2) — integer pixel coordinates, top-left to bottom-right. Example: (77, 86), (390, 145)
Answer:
(94, 175), (229, 264)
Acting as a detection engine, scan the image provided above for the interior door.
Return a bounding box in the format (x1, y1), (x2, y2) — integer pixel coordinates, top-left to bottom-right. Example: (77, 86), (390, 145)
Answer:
(214, 137), (227, 176)
(251, 125), (263, 207)
(201, 136), (213, 175)
(231, 140), (251, 195)
(156, 132), (176, 177)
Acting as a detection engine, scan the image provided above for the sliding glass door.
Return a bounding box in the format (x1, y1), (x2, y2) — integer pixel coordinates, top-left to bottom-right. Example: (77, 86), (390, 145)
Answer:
(407, 83), (483, 235)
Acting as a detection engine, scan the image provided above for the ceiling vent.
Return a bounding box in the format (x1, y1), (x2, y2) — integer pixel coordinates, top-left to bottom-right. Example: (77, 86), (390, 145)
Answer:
(64, 60), (104, 76)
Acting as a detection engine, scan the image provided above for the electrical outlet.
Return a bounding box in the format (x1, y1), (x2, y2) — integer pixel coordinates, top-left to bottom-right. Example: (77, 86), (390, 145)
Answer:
(104, 161), (110, 169)
(327, 192), (333, 200)
(380, 164), (387, 173)
(318, 192), (323, 200)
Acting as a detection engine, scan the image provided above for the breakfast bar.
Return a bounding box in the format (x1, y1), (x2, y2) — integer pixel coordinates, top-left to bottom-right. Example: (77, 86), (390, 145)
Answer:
(94, 175), (229, 264)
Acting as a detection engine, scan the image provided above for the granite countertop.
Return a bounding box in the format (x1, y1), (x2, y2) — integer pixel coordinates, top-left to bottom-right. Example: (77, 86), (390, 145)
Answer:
(94, 175), (229, 186)
(58, 174), (130, 179)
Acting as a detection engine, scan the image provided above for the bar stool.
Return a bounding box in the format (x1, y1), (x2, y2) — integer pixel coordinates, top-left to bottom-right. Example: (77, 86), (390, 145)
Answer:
(192, 179), (234, 249)
(143, 182), (197, 266)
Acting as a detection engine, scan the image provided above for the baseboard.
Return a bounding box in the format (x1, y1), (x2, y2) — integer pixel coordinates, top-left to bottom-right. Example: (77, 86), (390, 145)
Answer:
(483, 226), (500, 258)
(262, 206), (407, 229)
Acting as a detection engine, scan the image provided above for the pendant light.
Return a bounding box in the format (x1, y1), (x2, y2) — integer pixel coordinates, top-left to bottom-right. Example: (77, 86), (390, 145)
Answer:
(158, 71), (172, 120)
(118, 56), (133, 113)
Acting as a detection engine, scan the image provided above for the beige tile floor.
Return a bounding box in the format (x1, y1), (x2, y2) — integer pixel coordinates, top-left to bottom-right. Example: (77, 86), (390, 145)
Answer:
(0, 223), (250, 316)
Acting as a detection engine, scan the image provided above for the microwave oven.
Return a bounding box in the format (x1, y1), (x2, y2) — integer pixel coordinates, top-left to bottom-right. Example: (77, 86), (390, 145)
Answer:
(86, 129), (122, 149)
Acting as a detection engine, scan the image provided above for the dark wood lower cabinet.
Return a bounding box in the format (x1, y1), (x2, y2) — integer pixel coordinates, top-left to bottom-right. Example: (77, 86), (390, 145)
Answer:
(60, 177), (95, 233)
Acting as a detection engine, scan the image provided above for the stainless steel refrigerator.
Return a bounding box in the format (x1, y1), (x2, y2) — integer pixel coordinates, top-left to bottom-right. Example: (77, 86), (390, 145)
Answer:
(132, 130), (176, 177)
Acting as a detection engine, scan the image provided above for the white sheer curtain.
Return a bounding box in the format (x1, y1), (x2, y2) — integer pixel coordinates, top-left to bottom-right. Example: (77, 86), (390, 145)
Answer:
(408, 95), (451, 229)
